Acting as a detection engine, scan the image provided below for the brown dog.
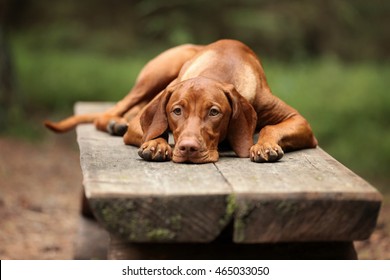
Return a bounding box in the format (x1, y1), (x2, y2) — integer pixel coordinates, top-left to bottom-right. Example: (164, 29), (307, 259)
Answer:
(45, 39), (317, 163)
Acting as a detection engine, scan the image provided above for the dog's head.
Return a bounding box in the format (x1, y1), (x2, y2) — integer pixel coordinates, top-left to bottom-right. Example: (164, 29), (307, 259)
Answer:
(140, 77), (257, 163)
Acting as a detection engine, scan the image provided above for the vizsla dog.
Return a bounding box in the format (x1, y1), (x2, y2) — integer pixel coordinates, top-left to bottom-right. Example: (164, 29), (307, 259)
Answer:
(45, 39), (317, 163)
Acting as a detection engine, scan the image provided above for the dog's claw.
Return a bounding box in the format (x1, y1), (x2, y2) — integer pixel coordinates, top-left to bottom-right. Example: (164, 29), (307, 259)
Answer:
(138, 148), (153, 161)
(138, 139), (172, 162)
(250, 142), (284, 163)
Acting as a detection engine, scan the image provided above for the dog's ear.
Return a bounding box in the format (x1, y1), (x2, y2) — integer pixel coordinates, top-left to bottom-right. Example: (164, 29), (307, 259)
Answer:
(140, 88), (174, 142)
(223, 84), (257, 157)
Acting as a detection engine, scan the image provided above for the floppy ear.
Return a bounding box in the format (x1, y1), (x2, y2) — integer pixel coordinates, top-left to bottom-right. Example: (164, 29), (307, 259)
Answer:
(140, 88), (173, 142)
(223, 85), (257, 157)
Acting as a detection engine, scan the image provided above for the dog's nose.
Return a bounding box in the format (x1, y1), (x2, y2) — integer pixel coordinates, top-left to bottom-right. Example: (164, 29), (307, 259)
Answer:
(177, 138), (200, 155)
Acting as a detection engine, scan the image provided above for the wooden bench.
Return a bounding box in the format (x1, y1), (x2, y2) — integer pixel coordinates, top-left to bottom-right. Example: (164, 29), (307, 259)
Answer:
(75, 102), (382, 259)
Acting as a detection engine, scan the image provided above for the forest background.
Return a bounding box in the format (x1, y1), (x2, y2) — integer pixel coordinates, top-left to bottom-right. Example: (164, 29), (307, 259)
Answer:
(1, 0), (389, 193)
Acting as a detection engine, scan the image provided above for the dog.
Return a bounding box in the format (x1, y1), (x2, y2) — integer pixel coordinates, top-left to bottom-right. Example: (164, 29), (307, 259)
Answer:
(45, 39), (317, 163)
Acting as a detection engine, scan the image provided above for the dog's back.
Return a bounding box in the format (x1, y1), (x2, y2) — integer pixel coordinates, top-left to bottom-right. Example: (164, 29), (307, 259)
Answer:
(178, 39), (267, 104)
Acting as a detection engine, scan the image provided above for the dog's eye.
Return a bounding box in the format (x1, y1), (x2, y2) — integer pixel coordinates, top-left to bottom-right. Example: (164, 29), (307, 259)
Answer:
(172, 107), (182, 116)
(209, 108), (220, 117)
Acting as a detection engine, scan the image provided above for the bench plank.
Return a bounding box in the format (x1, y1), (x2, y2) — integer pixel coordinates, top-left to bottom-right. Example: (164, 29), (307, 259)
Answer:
(76, 103), (232, 242)
(75, 102), (382, 244)
(215, 149), (381, 242)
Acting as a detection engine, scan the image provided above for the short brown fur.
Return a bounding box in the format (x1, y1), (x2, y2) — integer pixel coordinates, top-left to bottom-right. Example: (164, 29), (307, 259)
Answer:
(45, 40), (317, 163)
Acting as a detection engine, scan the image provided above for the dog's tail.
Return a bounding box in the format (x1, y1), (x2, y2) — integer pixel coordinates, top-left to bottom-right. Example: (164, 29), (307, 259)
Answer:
(44, 113), (101, 133)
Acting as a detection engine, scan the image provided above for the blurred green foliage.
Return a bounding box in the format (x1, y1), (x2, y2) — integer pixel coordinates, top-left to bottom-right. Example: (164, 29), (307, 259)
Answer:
(1, 0), (389, 189)
(3, 0), (389, 60)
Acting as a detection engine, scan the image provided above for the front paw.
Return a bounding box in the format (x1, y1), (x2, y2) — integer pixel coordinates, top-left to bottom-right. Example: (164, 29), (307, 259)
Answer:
(250, 142), (284, 163)
(138, 138), (172, 162)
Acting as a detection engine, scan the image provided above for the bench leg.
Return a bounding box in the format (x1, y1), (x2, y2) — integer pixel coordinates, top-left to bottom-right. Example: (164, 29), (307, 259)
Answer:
(80, 189), (95, 219)
(108, 236), (357, 260)
(73, 216), (110, 259)
(74, 189), (109, 259)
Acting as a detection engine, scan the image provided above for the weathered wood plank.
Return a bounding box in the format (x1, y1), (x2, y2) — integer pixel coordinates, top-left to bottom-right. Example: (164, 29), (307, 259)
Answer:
(75, 102), (382, 244)
(215, 149), (382, 243)
(75, 102), (233, 242)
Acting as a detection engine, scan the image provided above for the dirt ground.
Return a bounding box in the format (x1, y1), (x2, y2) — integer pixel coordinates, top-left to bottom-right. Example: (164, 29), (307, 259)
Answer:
(0, 134), (389, 259)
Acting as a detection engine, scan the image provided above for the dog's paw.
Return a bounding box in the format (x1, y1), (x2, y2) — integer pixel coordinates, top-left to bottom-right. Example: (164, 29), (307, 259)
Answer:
(250, 142), (284, 163)
(107, 120), (128, 136)
(138, 138), (172, 162)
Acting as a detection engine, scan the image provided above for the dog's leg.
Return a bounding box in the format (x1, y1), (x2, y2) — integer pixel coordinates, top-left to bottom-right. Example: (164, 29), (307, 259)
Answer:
(120, 109), (172, 161)
(95, 44), (203, 134)
(251, 115), (317, 162)
(91, 103), (146, 136)
(251, 95), (317, 162)
(138, 137), (172, 162)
